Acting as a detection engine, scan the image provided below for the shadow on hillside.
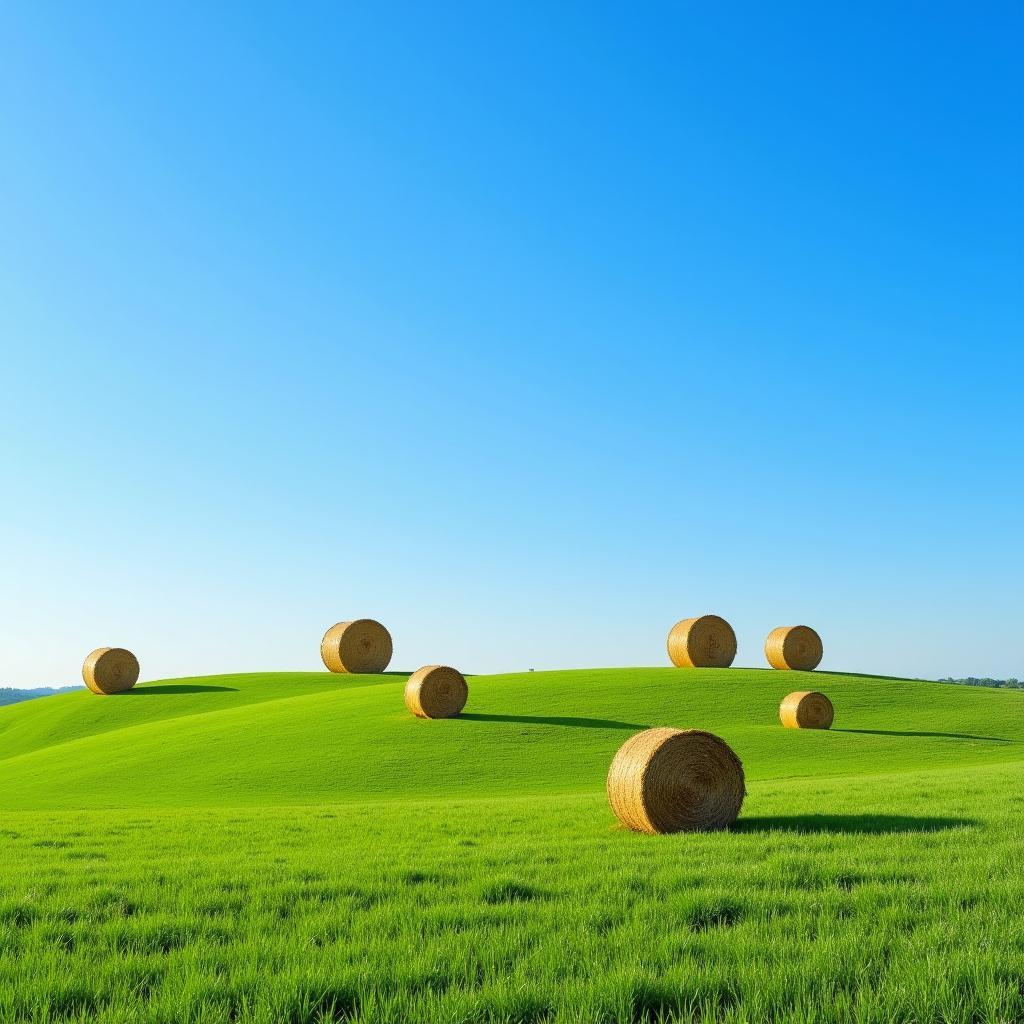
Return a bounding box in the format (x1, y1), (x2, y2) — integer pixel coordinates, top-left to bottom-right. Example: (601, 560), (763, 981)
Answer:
(834, 728), (1010, 742)
(734, 814), (977, 834)
(459, 713), (648, 731)
(127, 685), (239, 695)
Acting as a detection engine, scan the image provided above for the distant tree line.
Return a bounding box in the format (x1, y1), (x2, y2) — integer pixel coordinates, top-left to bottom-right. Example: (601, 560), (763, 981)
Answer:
(0, 687), (78, 706)
(937, 677), (1023, 689)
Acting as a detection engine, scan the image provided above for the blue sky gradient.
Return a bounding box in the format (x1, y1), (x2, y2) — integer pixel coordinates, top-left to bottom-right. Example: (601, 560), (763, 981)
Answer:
(1, 3), (1021, 686)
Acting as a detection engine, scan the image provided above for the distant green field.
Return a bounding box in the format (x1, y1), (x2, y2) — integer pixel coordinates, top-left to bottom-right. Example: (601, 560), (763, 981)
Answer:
(1, 668), (1023, 1022)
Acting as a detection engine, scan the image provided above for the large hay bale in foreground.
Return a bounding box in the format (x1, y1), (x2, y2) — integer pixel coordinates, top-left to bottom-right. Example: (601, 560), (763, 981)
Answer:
(606, 727), (745, 834)
(320, 619), (393, 674)
(404, 665), (468, 719)
(765, 625), (823, 671)
(667, 615), (737, 668)
(779, 690), (834, 730)
(82, 648), (140, 695)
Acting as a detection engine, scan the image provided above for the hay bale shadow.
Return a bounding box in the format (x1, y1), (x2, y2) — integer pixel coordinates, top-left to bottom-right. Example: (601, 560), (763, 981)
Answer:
(834, 728), (1010, 742)
(734, 814), (976, 834)
(459, 713), (648, 730)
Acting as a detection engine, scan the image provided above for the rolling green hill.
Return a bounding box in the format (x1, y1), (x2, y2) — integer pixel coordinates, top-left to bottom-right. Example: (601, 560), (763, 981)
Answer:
(2, 667), (1023, 1023)
(0, 667), (1021, 810)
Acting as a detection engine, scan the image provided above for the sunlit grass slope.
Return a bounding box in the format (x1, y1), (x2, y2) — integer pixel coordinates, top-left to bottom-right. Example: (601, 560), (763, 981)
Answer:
(2, 667), (1024, 1022)
(2, 762), (1024, 1023)
(0, 667), (1022, 810)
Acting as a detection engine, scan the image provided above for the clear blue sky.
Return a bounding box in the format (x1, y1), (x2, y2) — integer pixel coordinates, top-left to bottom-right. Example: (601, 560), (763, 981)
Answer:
(1, 3), (1021, 687)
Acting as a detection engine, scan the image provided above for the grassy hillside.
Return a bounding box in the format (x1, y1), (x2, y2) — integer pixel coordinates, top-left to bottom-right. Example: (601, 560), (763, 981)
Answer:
(2, 667), (1023, 1023)
(0, 667), (1021, 810)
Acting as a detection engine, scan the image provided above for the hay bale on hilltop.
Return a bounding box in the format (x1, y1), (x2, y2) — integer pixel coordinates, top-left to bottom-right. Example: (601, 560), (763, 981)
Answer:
(82, 648), (140, 695)
(779, 691), (834, 730)
(404, 665), (468, 719)
(606, 727), (745, 833)
(765, 625), (823, 671)
(320, 619), (393, 674)
(667, 615), (737, 668)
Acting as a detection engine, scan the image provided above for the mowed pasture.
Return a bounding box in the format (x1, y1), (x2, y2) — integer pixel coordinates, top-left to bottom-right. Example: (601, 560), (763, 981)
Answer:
(1, 669), (1023, 1023)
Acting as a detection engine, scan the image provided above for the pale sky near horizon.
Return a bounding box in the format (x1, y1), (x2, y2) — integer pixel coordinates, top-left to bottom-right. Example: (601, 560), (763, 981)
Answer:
(1, 3), (1021, 689)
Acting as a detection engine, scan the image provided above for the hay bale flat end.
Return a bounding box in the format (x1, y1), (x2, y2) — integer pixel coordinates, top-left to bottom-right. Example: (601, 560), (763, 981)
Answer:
(607, 727), (745, 833)
(321, 619), (393, 674)
(779, 690), (834, 729)
(82, 647), (140, 695)
(405, 665), (468, 719)
(765, 625), (823, 671)
(667, 615), (738, 668)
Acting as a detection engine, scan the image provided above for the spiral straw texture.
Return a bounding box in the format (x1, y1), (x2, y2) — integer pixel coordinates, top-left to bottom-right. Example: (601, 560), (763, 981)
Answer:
(667, 615), (737, 668)
(404, 665), (468, 719)
(320, 620), (393, 674)
(606, 727), (746, 834)
(765, 625), (823, 671)
(82, 647), (140, 695)
(779, 690), (834, 729)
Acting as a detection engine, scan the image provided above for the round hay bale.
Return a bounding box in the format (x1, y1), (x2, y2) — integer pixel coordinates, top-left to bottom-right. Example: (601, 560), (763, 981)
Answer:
(320, 619), (393, 674)
(765, 625), (823, 671)
(606, 727), (745, 834)
(404, 665), (468, 719)
(667, 615), (737, 668)
(82, 647), (140, 695)
(779, 690), (834, 730)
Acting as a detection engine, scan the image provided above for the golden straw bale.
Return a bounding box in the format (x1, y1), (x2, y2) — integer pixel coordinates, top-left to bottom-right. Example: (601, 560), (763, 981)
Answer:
(667, 615), (737, 668)
(606, 727), (745, 834)
(320, 619), (393, 674)
(82, 648), (140, 695)
(404, 665), (468, 719)
(765, 625), (823, 671)
(779, 690), (834, 729)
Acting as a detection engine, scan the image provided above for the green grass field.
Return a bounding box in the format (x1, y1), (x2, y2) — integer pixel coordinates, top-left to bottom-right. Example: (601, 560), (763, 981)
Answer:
(1, 667), (1023, 1023)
